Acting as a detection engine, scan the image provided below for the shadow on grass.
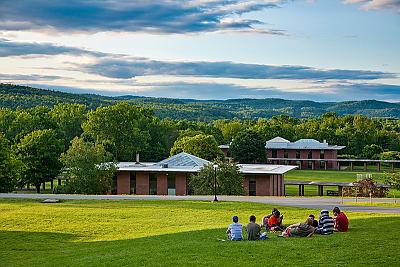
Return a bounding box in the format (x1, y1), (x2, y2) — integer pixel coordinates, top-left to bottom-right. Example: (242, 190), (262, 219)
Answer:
(1, 216), (400, 266)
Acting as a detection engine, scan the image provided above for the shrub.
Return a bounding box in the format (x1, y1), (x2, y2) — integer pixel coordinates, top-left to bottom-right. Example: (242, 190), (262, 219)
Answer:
(343, 178), (388, 197)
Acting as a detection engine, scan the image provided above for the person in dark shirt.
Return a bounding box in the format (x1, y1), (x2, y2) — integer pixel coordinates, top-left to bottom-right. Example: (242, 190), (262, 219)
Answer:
(281, 218), (315, 238)
(309, 214), (319, 228)
(246, 215), (261, 241)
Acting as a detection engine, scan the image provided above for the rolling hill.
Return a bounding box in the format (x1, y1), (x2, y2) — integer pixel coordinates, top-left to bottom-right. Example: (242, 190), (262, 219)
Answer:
(1, 83), (400, 120)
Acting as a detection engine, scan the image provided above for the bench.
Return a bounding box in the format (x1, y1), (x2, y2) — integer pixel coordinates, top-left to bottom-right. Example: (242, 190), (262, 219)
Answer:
(327, 190), (339, 196)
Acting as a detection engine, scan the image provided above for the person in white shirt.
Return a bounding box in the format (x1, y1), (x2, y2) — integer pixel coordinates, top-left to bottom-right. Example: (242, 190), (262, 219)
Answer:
(226, 215), (243, 241)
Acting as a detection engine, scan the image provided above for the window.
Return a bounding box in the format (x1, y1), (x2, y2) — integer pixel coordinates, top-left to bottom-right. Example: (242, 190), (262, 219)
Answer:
(308, 150), (312, 159)
(308, 161), (313, 169)
(149, 173), (157, 195)
(272, 149), (277, 158)
(284, 150), (288, 158)
(111, 175), (117, 194)
(296, 150), (300, 159)
(249, 177), (256, 196)
(320, 150), (325, 159)
(320, 160), (325, 169)
(167, 174), (176, 195)
(130, 172), (136, 194)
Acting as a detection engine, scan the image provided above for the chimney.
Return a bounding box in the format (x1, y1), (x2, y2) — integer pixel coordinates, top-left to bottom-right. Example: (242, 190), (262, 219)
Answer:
(135, 153), (140, 163)
(323, 139), (327, 144)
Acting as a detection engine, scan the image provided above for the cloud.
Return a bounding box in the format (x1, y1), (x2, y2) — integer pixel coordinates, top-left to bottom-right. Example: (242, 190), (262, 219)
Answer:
(0, 0), (285, 34)
(0, 38), (102, 57)
(80, 56), (396, 80)
(343, 0), (400, 12)
(1, 38), (396, 81)
(0, 73), (64, 81)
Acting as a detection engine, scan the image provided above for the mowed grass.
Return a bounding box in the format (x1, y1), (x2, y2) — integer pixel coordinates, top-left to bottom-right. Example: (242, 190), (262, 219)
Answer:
(343, 202), (400, 208)
(284, 170), (400, 197)
(1, 199), (399, 266)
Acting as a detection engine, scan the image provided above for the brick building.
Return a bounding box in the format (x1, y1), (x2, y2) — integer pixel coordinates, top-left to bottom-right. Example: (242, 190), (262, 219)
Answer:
(219, 137), (345, 170)
(115, 152), (296, 196)
(265, 137), (345, 170)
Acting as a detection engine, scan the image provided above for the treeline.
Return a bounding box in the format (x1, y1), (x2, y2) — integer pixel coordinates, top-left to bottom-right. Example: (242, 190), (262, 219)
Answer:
(2, 101), (400, 194)
(3, 83), (400, 120)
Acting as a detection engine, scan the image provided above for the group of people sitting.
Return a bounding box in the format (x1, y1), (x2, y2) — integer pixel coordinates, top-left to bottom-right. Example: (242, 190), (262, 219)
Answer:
(226, 207), (349, 241)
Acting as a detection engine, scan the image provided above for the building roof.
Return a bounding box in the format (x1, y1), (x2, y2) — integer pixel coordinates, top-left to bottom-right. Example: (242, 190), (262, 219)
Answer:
(268, 136), (290, 143)
(238, 164), (297, 174)
(156, 152), (210, 168)
(117, 152), (297, 175)
(265, 136), (345, 150)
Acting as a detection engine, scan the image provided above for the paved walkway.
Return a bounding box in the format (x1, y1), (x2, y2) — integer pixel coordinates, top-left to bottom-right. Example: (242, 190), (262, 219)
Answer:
(0, 193), (399, 214)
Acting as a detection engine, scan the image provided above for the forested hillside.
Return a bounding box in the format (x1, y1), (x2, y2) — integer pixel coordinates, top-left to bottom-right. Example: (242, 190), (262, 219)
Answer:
(2, 83), (400, 120)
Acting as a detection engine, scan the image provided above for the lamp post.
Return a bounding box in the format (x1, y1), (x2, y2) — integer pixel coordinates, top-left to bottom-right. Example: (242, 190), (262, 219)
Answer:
(213, 164), (218, 202)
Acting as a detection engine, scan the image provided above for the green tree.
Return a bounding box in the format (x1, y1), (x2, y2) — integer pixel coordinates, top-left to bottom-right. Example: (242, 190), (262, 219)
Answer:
(0, 133), (21, 192)
(230, 130), (266, 163)
(82, 102), (153, 161)
(361, 144), (383, 159)
(60, 137), (116, 194)
(214, 119), (244, 144)
(170, 134), (223, 161)
(15, 129), (63, 193)
(189, 162), (244, 195)
(50, 103), (87, 149)
(380, 151), (400, 160)
(384, 172), (400, 191)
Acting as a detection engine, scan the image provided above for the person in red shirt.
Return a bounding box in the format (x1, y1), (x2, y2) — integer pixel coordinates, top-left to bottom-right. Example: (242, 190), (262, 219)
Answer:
(268, 209), (285, 231)
(333, 207), (349, 232)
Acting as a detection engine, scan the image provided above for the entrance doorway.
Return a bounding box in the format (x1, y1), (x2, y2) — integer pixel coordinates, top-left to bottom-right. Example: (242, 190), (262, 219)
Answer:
(168, 174), (176, 195)
(249, 177), (256, 196)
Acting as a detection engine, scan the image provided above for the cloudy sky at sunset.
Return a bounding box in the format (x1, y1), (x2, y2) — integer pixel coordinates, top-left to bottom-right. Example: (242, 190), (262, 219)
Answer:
(0, 0), (399, 101)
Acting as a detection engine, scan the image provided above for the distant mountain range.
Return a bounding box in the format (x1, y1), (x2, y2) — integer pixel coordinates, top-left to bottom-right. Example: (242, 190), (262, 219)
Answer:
(1, 83), (400, 120)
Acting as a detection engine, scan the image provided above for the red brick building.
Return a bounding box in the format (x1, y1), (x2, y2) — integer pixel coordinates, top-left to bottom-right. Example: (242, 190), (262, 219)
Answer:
(265, 137), (345, 170)
(219, 137), (345, 170)
(115, 152), (296, 196)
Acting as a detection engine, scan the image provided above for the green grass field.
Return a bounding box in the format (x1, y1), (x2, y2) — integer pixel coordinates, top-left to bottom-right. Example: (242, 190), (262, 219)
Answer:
(1, 199), (399, 266)
(284, 170), (400, 197)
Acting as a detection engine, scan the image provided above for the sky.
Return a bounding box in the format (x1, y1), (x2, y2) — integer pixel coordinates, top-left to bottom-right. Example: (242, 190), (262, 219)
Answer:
(0, 0), (399, 102)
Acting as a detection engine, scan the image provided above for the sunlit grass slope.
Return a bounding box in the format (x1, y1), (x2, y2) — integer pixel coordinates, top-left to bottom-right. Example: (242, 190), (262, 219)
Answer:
(1, 199), (399, 266)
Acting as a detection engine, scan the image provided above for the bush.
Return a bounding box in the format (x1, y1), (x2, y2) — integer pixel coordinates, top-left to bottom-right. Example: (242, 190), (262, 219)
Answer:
(60, 137), (116, 195)
(189, 161), (244, 195)
(384, 172), (400, 191)
(343, 178), (388, 197)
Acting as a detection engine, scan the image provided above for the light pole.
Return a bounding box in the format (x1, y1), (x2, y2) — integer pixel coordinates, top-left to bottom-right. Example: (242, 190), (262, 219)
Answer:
(213, 164), (218, 202)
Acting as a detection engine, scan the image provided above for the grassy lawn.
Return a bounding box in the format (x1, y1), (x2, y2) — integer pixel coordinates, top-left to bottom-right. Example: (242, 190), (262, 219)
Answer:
(1, 199), (399, 266)
(284, 170), (400, 197)
(285, 170), (386, 183)
(343, 202), (400, 208)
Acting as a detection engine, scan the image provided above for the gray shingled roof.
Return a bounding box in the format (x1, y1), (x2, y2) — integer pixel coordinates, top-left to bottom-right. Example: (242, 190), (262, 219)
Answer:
(156, 152), (210, 168)
(117, 152), (297, 175)
(265, 136), (345, 150)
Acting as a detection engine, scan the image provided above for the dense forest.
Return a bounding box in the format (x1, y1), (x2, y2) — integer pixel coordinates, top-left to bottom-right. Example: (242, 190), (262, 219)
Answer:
(2, 83), (400, 120)
(2, 83), (400, 193)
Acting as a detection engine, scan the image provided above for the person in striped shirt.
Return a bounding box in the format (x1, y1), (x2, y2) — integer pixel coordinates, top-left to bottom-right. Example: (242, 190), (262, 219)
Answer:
(316, 210), (334, 235)
(226, 216), (243, 241)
